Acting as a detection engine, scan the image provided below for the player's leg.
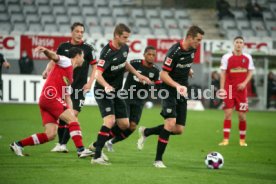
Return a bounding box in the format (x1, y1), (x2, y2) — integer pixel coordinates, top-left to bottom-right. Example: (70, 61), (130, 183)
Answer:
(10, 108), (58, 156)
(236, 93), (248, 146)
(59, 108), (93, 157)
(219, 97), (234, 146)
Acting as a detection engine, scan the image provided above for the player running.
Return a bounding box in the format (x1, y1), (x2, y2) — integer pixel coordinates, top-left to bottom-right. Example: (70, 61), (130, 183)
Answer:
(137, 26), (205, 168)
(10, 46), (93, 158)
(104, 46), (161, 152)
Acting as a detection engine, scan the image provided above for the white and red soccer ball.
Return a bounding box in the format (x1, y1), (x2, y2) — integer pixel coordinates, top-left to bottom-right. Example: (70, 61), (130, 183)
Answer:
(205, 152), (224, 169)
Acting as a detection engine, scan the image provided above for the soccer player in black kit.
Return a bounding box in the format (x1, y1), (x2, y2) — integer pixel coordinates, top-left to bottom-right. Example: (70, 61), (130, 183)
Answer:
(91, 24), (151, 165)
(137, 26), (204, 168)
(104, 46), (161, 152)
(42, 22), (97, 153)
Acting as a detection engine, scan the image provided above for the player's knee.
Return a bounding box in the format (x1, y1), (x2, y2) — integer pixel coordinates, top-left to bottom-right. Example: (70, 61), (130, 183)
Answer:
(46, 132), (57, 141)
(164, 119), (176, 131)
(119, 122), (129, 130)
(129, 122), (137, 131)
(238, 113), (246, 121)
(173, 126), (184, 135)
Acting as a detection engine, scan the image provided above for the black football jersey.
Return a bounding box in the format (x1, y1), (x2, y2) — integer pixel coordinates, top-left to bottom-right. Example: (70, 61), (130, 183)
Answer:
(95, 41), (129, 90)
(56, 41), (96, 89)
(162, 42), (196, 87)
(124, 59), (161, 98)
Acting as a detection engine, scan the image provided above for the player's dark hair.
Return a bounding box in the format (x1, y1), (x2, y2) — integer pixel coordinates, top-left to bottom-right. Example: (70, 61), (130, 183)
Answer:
(71, 22), (85, 32)
(186, 25), (205, 38)
(68, 47), (83, 58)
(234, 36), (244, 41)
(114, 23), (131, 37)
(144, 46), (156, 54)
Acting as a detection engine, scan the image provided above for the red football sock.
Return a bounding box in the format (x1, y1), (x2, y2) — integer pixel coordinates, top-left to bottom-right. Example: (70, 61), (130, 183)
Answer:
(239, 121), (247, 140)
(68, 122), (83, 148)
(223, 120), (231, 140)
(19, 133), (48, 147)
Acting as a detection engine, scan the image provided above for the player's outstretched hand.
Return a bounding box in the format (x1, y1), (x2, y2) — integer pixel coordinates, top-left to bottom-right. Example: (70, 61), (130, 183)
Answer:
(237, 82), (246, 91)
(217, 89), (227, 99)
(138, 75), (152, 85)
(189, 68), (194, 78)
(42, 70), (48, 79)
(104, 85), (115, 93)
(34, 46), (47, 53)
(176, 85), (188, 97)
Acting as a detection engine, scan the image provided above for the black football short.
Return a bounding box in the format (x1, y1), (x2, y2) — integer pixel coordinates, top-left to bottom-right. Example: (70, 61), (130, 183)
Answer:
(71, 88), (85, 112)
(126, 100), (144, 124)
(160, 92), (187, 126)
(94, 88), (128, 119)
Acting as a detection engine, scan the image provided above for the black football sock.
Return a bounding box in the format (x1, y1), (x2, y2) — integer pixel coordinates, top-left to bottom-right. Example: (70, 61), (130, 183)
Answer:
(144, 124), (164, 137)
(58, 120), (67, 144)
(94, 126), (110, 159)
(111, 129), (133, 144)
(60, 128), (70, 145)
(155, 128), (171, 161)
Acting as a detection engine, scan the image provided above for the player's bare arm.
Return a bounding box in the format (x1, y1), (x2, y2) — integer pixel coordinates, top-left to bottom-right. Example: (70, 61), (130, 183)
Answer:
(3, 61), (10, 69)
(160, 70), (187, 97)
(237, 70), (253, 91)
(35, 46), (59, 62)
(218, 70), (227, 98)
(42, 61), (55, 79)
(95, 69), (114, 93)
(83, 65), (97, 93)
(125, 62), (152, 85)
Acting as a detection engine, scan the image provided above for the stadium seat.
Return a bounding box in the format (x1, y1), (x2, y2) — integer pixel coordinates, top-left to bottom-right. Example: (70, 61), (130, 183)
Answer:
(265, 20), (276, 32)
(8, 4), (22, 14)
(85, 17), (98, 27)
(58, 23), (71, 33)
(104, 26), (114, 35)
(236, 18), (251, 30)
(50, 0), (64, 7)
(67, 6), (81, 16)
(174, 10), (189, 19)
(82, 6), (97, 17)
(35, 0), (49, 6)
(79, 0), (94, 7)
(134, 17), (149, 27)
(240, 28), (255, 38)
(56, 15), (70, 25)
(164, 19), (178, 29)
(64, 0), (78, 7)
(138, 27), (153, 36)
(0, 22), (11, 33)
(153, 28), (168, 38)
(28, 23), (43, 33)
(12, 22), (28, 33)
(271, 30), (276, 37)
(41, 14), (55, 25)
(149, 18), (163, 29)
(88, 25), (103, 37)
(25, 14), (40, 25)
(94, 0), (108, 7)
(220, 19), (236, 30)
(70, 15), (84, 25)
(160, 9), (174, 19)
(131, 8), (145, 18)
(100, 17), (115, 27)
(38, 6), (52, 15)
(168, 28), (182, 39)
(44, 23), (58, 33)
(250, 19), (266, 31)
(0, 13), (9, 22)
(112, 7), (128, 17)
(115, 17), (129, 25)
(109, 0), (122, 8)
(255, 30), (269, 37)
(0, 4), (6, 13)
(178, 19), (192, 29)
(97, 7), (112, 17)
(263, 10), (275, 21)
(53, 6), (67, 16)
(10, 13), (25, 24)
(22, 5), (37, 15)
(226, 28), (240, 39)
(231, 9), (246, 19)
(145, 9), (160, 19)
(5, 0), (19, 6)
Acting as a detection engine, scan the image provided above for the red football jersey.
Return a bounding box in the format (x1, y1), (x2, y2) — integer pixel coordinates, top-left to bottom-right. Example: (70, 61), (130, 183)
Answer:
(220, 52), (255, 90)
(41, 55), (73, 99)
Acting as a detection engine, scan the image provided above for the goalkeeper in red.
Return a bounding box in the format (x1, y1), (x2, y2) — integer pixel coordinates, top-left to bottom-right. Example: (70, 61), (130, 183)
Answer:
(9, 46), (93, 158)
(218, 36), (255, 147)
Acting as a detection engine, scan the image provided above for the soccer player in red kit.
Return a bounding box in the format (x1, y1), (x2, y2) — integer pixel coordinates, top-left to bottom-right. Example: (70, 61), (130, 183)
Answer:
(10, 46), (93, 157)
(218, 36), (255, 147)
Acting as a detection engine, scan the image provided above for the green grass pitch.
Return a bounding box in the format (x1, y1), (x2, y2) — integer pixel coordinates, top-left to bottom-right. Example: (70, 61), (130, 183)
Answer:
(0, 104), (276, 184)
